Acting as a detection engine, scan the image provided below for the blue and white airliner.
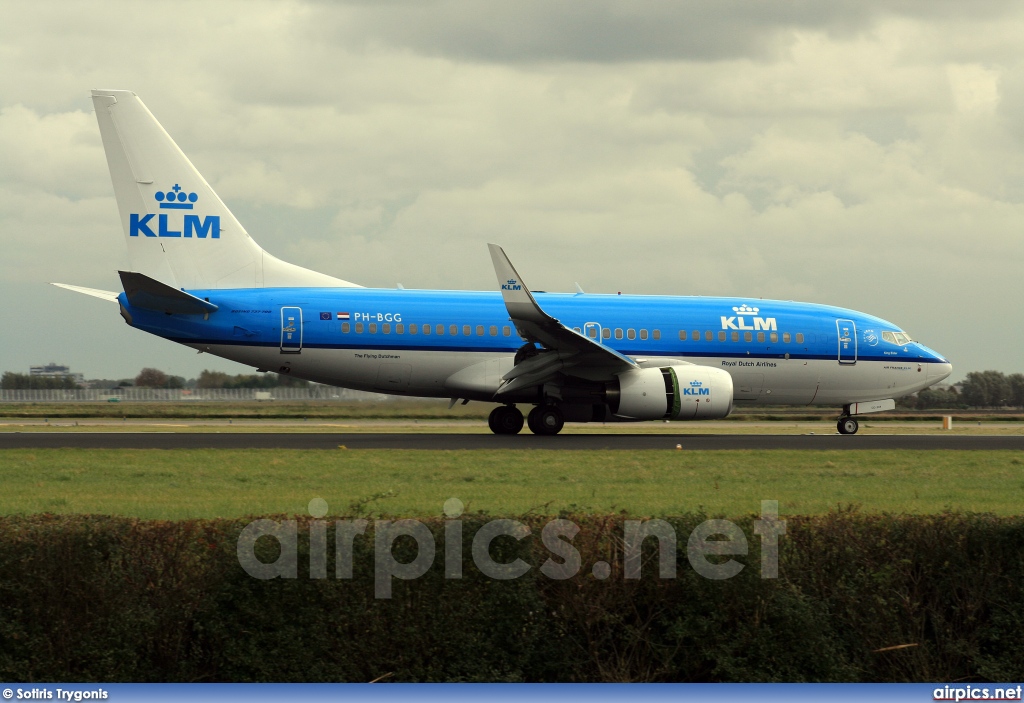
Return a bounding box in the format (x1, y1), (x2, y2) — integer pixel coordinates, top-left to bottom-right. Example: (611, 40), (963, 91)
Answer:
(55, 90), (952, 436)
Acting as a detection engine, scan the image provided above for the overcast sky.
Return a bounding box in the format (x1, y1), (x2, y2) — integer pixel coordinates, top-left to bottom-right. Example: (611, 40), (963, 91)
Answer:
(1, 0), (1022, 382)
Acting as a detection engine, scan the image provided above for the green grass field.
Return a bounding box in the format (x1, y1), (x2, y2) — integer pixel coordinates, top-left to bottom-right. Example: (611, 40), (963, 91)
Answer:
(1, 448), (1022, 519)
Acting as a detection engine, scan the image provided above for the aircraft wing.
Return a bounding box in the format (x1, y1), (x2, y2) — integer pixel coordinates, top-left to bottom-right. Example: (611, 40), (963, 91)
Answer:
(487, 244), (637, 393)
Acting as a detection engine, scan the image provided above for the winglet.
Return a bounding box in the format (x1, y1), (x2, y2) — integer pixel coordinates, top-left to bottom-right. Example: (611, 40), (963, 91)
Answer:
(487, 243), (549, 325)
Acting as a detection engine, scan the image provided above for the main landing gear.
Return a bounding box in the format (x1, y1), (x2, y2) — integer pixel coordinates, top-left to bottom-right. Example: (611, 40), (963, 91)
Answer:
(488, 405), (524, 435)
(837, 417), (859, 435)
(487, 404), (566, 435)
(527, 404), (565, 436)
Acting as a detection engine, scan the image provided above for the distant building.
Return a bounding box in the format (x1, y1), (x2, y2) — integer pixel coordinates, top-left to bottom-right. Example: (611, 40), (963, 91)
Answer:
(30, 362), (84, 385)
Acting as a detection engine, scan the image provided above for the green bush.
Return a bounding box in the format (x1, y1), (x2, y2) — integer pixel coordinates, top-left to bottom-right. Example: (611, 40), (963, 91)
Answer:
(1, 512), (1022, 682)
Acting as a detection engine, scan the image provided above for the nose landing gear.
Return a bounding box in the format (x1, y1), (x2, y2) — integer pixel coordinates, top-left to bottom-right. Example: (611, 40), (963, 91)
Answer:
(837, 417), (859, 435)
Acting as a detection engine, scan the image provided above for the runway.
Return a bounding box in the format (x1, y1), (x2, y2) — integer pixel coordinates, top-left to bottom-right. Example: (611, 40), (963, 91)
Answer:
(1, 433), (1022, 450)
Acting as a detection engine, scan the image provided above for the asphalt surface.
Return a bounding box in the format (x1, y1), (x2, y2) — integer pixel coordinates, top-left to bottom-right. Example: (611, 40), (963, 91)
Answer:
(1, 433), (1022, 450)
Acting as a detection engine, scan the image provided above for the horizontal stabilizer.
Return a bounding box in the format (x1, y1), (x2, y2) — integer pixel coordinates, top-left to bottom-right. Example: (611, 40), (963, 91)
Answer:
(51, 283), (120, 302)
(119, 271), (219, 315)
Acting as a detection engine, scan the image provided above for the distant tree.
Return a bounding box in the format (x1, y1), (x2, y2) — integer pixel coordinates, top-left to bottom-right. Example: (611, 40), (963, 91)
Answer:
(1, 372), (76, 390)
(196, 370), (230, 388)
(196, 369), (309, 389)
(915, 386), (962, 409)
(167, 375), (186, 389)
(134, 368), (170, 388)
(960, 371), (1011, 408)
(1009, 373), (1024, 409)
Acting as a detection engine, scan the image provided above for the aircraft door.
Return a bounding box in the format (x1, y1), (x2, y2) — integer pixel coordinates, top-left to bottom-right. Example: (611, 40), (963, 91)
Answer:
(583, 322), (604, 343)
(280, 306), (302, 353)
(837, 318), (856, 365)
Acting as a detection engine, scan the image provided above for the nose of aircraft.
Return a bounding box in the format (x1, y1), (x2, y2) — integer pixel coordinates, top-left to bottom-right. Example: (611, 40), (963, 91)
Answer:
(916, 343), (952, 383)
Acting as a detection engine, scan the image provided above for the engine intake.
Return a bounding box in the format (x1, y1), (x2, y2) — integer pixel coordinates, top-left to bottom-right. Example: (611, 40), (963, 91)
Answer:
(611, 365), (733, 421)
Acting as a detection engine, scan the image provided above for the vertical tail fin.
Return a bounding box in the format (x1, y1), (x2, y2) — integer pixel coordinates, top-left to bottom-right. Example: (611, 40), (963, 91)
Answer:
(91, 89), (359, 290)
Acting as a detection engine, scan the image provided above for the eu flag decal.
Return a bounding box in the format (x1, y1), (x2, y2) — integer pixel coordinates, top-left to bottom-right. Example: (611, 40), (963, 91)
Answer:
(319, 312), (332, 321)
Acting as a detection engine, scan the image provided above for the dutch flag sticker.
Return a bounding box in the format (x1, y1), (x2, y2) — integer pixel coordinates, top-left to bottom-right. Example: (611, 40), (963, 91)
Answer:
(337, 312), (350, 320)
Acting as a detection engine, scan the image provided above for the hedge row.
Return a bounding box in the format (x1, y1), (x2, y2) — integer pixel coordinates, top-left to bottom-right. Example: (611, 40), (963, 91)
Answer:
(1, 512), (1022, 682)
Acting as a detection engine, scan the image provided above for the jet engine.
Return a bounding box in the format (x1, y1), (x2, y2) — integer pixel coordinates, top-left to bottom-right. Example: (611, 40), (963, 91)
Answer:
(609, 365), (734, 421)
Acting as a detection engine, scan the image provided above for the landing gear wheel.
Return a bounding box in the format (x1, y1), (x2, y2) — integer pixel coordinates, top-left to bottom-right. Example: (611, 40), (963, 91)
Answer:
(837, 417), (859, 435)
(488, 406), (524, 435)
(529, 405), (564, 436)
(527, 406), (542, 434)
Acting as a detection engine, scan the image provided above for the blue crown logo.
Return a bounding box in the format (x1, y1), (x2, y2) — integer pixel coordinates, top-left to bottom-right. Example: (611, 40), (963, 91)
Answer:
(154, 184), (198, 210)
(507, 279), (517, 285)
(690, 380), (703, 387)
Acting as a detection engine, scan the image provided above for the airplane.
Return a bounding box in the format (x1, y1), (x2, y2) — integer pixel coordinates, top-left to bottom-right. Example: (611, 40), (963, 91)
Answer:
(55, 89), (952, 436)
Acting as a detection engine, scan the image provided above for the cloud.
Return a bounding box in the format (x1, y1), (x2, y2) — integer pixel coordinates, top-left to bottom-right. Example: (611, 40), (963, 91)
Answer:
(1, 0), (1024, 379)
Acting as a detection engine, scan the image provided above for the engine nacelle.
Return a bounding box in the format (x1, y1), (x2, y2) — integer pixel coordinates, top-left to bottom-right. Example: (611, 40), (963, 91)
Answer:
(611, 365), (734, 421)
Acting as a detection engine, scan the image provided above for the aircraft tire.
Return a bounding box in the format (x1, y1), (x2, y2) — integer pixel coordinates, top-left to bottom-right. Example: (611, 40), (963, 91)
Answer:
(490, 406), (523, 435)
(526, 406), (542, 434)
(533, 405), (565, 436)
(837, 417), (859, 435)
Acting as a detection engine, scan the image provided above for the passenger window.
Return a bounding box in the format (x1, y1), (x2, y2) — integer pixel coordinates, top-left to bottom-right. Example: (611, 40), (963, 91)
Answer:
(783, 332), (790, 343)
(476, 325), (484, 336)
(588, 327), (597, 338)
(652, 330), (660, 340)
(744, 331), (752, 342)
(503, 326), (511, 336)
(602, 328), (611, 340)
(770, 332), (777, 343)
(704, 330), (712, 341)
(627, 329), (636, 340)
(678, 330), (687, 341)
(640, 329), (648, 340)
(573, 326), (581, 333)
(436, 324), (444, 335)
(693, 330), (700, 341)
(355, 322), (364, 333)
(369, 323), (378, 334)
(382, 323), (391, 334)
(490, 325), (497, 336)
(421, 323), (429, 335)
(450, 325), (458, 335)
(731, 331), (739, 342)
(614, 328), (623, 340)
(409, 323), (417, 334)
(342, 322), (350, 333)
(463, 325), (471, 336)
(718, 331), (726, 342)
(796, 333), (804, 344)
(396, 323), (404, 334)
(757, 332), (765, 343)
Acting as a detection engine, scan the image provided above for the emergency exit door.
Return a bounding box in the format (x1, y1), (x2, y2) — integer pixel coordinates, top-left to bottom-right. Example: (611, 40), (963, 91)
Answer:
(280, 307), (303, 353)
(836, 318), (856, 365)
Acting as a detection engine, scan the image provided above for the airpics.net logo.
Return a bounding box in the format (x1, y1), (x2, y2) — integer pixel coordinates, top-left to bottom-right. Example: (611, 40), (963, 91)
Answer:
(129, 183), (220, 239)
(236, 498), (787, 599)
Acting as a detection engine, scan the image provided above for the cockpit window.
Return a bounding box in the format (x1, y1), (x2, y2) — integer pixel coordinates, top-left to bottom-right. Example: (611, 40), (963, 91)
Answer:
(883, 331), (913, 345)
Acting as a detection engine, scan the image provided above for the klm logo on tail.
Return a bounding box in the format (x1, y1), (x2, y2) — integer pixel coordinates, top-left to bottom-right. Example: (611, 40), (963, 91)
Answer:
(130, 184), (220, 239)
(502, 278), (521, 291)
